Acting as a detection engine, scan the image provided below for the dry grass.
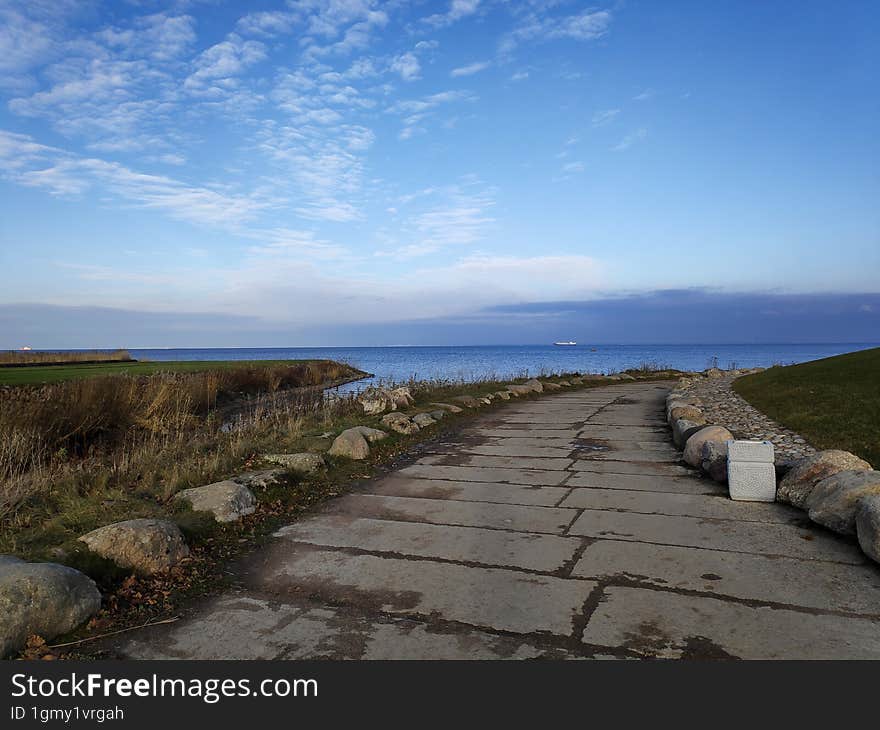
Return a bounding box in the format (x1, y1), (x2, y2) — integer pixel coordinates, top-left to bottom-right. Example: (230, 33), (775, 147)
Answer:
(0, 361), (360, 525)
(0, 349), (134, 366)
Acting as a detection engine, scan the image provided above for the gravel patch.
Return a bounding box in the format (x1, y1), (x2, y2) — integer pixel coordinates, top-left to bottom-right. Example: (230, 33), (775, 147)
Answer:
(677, 374), (815, 462)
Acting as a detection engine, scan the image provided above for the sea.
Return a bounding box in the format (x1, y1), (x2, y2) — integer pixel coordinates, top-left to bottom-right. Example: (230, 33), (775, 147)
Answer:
(126, 343), (879, 393)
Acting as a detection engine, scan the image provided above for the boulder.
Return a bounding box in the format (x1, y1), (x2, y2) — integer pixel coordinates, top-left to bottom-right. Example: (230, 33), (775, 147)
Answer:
(542, 382), (562, 391)
(412, 413), (437, 428)
(672, 419), (701, 449)
(262, 453), (326, 474)
(704, 368), (724, 378)
(557, 380), (571, 387)
(451, 395), (479, 408)
(683, 426), (734, 468)
(806, 470), (880, 535)
(79, 519), (189, 574)
(524, 379), (544, 393)
(494, 390), (511, 400)
(175, 481), (257, 523)
(351, 426), (388, 443)
(233, 469), (287, 489)
(380, 412), (420, 435)
(329, 428), (370, 460)
(357, 386), (415, 415)
(777, 450), (872, 508)
(429, 410), (447, 420)
(0, 557), (102, 658)
(700, 439), (729, 482)
(506, 384), (532, 396)
(618, 373), (636, 380)
(669, 405), (705, 424)
(430, 402), (463, 413)
(856, 495), (880, 563)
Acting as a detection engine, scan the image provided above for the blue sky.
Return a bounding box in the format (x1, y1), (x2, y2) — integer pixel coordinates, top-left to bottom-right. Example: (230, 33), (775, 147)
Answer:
(0, 0), (878, 347)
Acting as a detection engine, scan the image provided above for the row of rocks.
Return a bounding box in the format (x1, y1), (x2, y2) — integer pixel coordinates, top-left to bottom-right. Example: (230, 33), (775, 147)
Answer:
(666, 371), (880, 565)
(0, 371), (640, 656)
(672, 371), (814, 461)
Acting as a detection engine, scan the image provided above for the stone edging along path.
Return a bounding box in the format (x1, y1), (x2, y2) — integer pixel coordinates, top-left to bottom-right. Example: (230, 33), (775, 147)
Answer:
(0, 371), (653, 658)
(667, 369), (880, 567)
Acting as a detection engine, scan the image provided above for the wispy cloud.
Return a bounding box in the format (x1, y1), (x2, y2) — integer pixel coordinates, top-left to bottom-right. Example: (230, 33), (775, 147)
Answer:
(592, 108), (620, 126)
(500, 9), (612, 54)
(423, 0), (482, 29)
(451, 60), (490, 77)
(613, 128), (648, 151)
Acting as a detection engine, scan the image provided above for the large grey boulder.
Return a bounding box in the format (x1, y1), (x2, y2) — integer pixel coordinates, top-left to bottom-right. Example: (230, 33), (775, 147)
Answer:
(262, 453), (326, 474)
(357, 386), (414, 415)
(542, 382), (562, 391)
(381, 412), (420, 435)
(672, 419), (702, 449)
(451, 395), (479, 408)
(668, 405), (705, 424)
(856, 495), (880, 563)
(233, 469), (287, 489)
(79, 519), (190, 574)
(329, 428), (370, 460)
(429, 410), (447, 421)
(412, 413), (437, 428)
(506, 384), (532, 396)
(806, 470), (880, 535)
(493, 390), (511, 400)
(351, 426), (388, 443)
(777, 450), (872, 508)
(524, 379), (544, 392)
(683, 426), (734, 468)
(701, 439), (729, 482)
(175, 481), (257, 523)
(0, 557), (101, 658)
(430, 402), (463, 413)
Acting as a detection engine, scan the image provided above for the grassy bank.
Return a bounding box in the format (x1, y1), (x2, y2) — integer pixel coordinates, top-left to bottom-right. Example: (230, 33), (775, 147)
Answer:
(0, 349), (133, 367)
(733, 347), (880, 465)
(0, 357), (357, 385)
(0, 360), (364, 535)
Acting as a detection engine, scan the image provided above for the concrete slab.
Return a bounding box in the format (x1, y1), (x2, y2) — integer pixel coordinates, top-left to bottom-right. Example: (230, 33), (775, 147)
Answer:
(566, 471), (718, 494)
(578, 427), (669, 441)
(560, 487), (797, 524)
(574, 450), (681, 463)
(367, 476), (570, 507)
(567, 509), (864, 563)
(276, 515), (582, 572)
(122, 595), (562, 660)
(438, 443), (576, 458)
(472, 428), (582, 439)
(417, 453), (574, 471)
(399, 464), (569, 486)
(581, 587), (880, 659)
(572, 540), (880, 615)
(324, 493), (578, 534)
(569, 460), (692, 476)
(253, 548), (596, 636)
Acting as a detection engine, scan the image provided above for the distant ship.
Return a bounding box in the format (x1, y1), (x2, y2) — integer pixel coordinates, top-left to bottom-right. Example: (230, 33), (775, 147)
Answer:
(19, 346), (32, 351)
(554, 341), (577, 346)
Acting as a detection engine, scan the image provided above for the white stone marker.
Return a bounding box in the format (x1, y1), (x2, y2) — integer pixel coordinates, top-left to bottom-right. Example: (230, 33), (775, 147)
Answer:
(727, 440), (776, 502)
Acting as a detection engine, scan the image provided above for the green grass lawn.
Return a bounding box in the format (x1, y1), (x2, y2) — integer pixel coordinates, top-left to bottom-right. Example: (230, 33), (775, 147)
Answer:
(733, 347), (880, 466)
(0, 359), (339, 386)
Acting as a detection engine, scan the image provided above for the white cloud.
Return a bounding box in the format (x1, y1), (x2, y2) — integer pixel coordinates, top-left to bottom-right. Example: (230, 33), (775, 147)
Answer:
(633, 88), (655, 101)
(235, 11), (297, 37)
(424, 0), (482, 29)
(184, 34), (267, 95)
(390, 52), (421, 81)
(510, 70), (529, 81)
(613, 128), (648, 151)
(500, 9), (612, 54)
(451, 60), (490, 77)
(592, 108), (620, 126)
(562, 161), (584, 173)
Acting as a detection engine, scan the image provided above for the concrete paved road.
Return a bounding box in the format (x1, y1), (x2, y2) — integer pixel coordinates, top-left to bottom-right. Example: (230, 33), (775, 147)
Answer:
(120, 382), (880, 659)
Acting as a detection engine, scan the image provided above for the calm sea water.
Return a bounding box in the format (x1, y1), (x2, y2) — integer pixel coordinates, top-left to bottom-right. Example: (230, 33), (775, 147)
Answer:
(127, 343), (878, 391)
